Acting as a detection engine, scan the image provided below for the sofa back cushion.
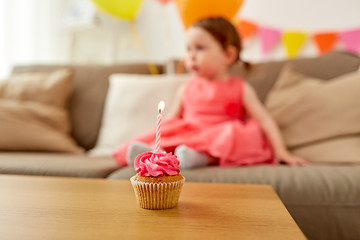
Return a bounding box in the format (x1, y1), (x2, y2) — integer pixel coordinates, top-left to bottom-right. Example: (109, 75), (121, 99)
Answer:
(89, 73), (189, 156)
(230, 51), (360, 102)
(0, 70), (71, 108)
(265, 65), (360, 163)
(12, 64), (164, 150)
(0, 69), (84, 153)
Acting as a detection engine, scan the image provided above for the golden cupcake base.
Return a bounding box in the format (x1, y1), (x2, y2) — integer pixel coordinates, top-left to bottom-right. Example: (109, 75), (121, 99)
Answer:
(130, 175), (185, 210)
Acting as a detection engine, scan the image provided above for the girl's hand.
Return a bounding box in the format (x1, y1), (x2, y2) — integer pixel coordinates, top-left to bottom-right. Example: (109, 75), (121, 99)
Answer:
(274, 150), (309, 166)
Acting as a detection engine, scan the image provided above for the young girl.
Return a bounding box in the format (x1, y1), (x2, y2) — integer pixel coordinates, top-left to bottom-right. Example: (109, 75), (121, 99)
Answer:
(113, 17), (308, 168)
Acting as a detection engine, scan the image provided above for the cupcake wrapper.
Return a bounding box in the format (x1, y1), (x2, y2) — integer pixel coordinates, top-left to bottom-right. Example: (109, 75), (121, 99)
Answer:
(130, 176), (185, 210)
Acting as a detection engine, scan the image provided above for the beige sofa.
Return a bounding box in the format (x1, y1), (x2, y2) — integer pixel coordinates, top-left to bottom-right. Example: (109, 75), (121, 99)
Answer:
(0, 51), (359, 240)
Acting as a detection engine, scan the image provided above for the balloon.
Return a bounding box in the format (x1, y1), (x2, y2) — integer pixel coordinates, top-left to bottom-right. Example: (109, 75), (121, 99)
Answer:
(175, 0), (244, 28)
(155, 0), (172, 4)
(91, 0), (144, 20)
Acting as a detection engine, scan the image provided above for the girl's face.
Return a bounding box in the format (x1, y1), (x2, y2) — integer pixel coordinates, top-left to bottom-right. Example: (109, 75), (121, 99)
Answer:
(184, 26), (231, 80)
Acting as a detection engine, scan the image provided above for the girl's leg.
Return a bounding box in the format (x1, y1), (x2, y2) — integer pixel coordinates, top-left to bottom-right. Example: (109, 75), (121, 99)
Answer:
(175, 145), (212, 169)
(127, 142), (153, 166)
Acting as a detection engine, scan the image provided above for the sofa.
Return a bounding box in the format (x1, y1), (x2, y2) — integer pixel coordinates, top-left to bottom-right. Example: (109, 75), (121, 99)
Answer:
(0, 51), (359, 240)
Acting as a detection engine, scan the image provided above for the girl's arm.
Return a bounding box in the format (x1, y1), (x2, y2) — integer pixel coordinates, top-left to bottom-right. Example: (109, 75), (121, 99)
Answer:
(166, 84), (185, 119)
(243, 82), (308, 166)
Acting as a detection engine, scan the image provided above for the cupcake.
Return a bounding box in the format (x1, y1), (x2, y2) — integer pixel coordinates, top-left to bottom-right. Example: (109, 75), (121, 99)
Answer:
(130, 150), (185, 210)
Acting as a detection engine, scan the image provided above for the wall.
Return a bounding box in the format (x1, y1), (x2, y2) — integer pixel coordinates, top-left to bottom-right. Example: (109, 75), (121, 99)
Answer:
(70, 0), (360, 65)
(0, 0), (70, 79)
(69, 0), (185, 64)
(1, 0), (359, 79)
(239, 0), (360, 62)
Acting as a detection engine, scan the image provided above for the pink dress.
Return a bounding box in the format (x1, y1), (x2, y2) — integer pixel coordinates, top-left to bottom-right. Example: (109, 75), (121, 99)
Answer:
(113, 76), (273, 166)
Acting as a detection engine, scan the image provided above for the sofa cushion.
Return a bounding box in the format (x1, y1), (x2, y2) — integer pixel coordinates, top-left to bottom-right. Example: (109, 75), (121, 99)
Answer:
(12, 64), (164, 150)
(0, 69), (71, 108)
(265, 65), (360, 163)
(89, 73), (189, 157)
(0, 70), (83, 153)
(108, 165), (360, 206)
(229, 51), (360, 102)
(0, 153), (119, 178)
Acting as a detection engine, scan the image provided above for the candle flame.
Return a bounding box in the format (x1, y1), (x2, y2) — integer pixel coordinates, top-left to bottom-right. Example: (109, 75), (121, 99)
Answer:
(158, 101), (165, 113)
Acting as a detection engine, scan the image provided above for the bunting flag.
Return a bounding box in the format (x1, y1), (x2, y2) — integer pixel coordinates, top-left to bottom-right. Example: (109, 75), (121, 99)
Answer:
(259, 27), (281, 55)
(235, 18), (360, 58)
(282, 32), (307, 58)
(340, 29), (360, 54)
(236, 20), (257, 39)
(313, 32), (338, 54)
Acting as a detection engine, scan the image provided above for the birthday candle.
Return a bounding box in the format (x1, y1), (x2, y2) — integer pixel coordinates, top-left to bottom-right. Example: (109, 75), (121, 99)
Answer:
(155, 101), (165, 152)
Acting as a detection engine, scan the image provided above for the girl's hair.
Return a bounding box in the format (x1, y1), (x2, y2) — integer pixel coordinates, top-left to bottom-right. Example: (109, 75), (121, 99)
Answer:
(192, 17), (251, 71)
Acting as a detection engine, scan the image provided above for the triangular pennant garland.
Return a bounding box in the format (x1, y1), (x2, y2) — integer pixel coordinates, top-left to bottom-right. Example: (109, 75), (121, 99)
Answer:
(313, 32), (338, 54)
(236, 18), (360, 58)
(259, 27), (281, 55)
(237, 20), (257, 39)
(340, 29), (360, 54)
(282, 32), (307, 58)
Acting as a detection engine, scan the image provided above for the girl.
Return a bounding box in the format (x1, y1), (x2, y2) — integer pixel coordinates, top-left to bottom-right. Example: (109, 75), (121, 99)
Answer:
(113, 17), (308, 168)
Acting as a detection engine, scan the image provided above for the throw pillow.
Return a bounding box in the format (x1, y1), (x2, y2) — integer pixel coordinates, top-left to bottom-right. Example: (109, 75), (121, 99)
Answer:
(89, 74), (190, 156)
(0, 70), (84, 153)
(265, 64), (360, 163)
(0, 70), (72, 108)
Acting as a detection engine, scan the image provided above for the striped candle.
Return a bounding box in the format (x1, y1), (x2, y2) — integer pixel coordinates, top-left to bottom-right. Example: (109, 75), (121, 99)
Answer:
(155, 101), (165, 151)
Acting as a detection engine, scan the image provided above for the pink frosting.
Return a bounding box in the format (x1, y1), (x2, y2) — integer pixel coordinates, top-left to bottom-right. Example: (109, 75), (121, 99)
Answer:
(134, 150), (180, 177)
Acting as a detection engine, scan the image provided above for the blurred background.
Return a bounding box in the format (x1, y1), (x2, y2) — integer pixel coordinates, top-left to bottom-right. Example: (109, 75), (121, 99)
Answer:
(0, 0), (359, 78)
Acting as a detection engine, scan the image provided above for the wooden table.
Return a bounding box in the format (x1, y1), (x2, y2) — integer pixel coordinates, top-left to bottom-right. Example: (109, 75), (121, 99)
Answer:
(0, 175), (306, 240)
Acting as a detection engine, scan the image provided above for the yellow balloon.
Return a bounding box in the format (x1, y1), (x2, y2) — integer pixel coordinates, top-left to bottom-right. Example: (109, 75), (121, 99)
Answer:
(92, 0), (144, 20)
